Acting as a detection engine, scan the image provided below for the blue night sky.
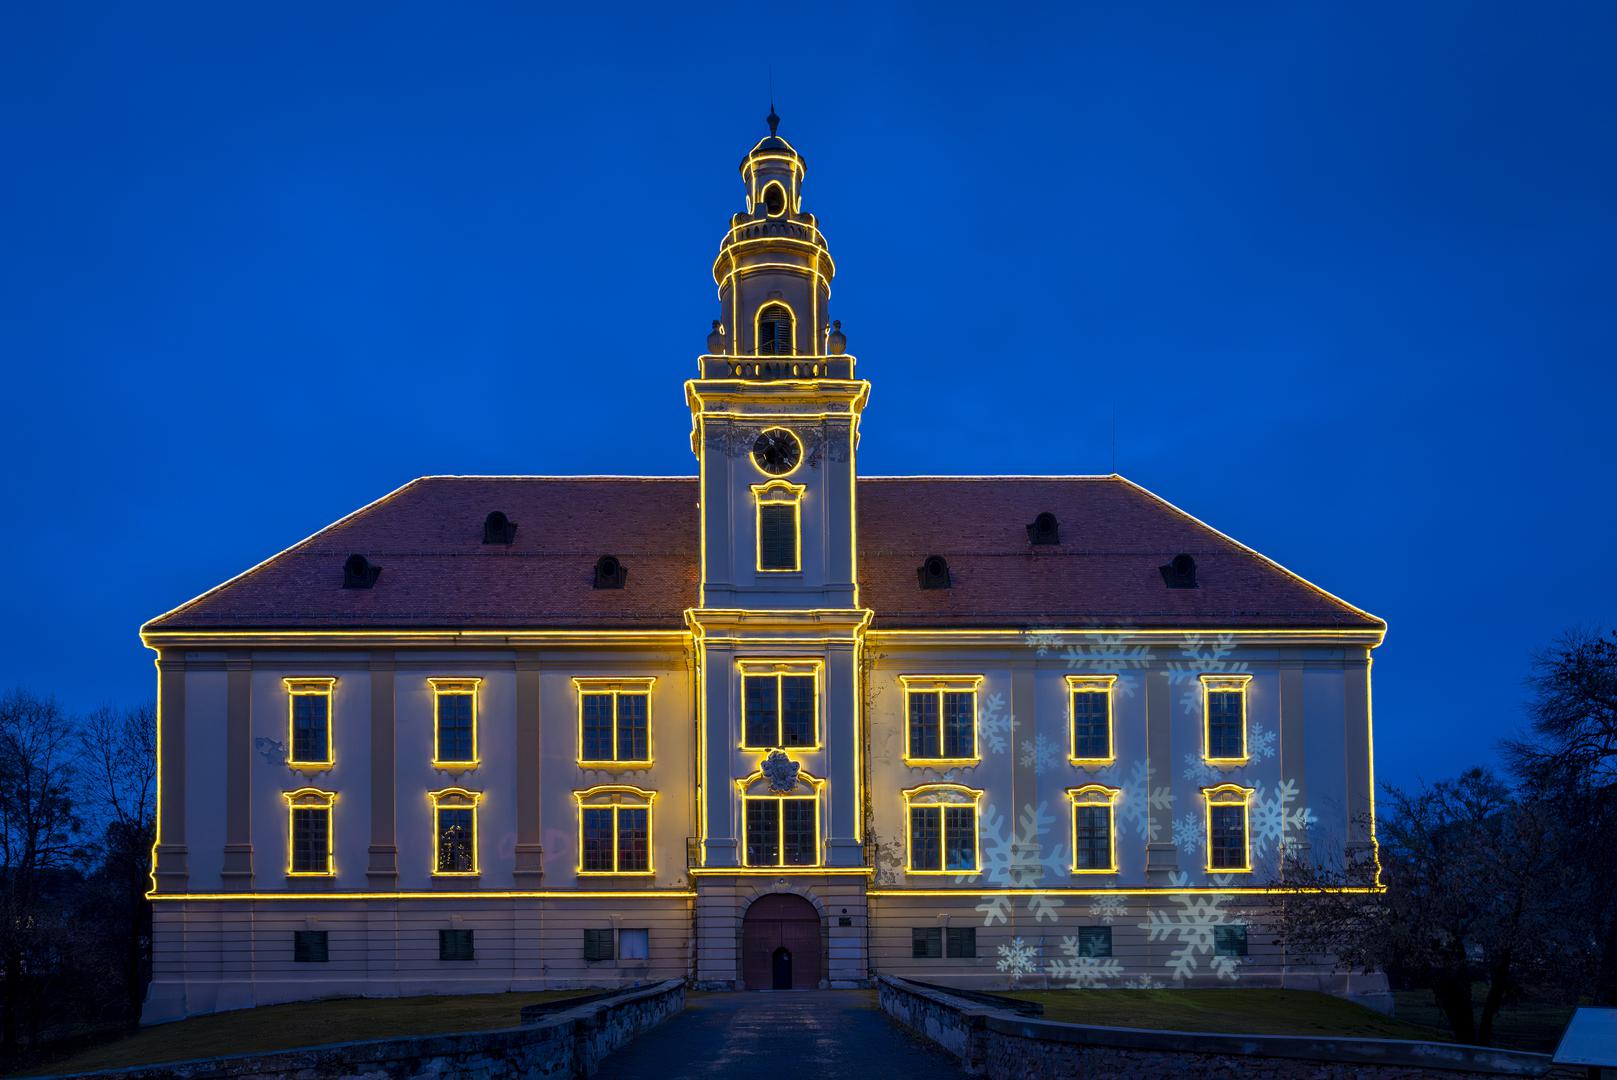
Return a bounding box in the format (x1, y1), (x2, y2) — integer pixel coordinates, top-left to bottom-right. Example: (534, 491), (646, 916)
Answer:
(2, 4), (1612, 791)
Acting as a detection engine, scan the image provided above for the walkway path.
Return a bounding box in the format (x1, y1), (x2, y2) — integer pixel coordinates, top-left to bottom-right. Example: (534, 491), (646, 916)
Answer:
(595, 990), (971, 1079)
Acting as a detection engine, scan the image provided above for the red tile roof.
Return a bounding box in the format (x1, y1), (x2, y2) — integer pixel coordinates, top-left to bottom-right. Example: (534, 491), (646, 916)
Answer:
(143, 475), (1381, 632)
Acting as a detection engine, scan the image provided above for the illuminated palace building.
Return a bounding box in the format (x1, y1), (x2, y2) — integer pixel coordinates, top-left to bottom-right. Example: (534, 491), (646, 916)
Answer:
(142, 115), (1387, 1021)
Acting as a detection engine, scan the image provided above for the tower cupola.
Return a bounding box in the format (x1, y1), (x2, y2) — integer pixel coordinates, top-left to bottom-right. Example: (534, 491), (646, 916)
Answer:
(709, 109), (838, 368)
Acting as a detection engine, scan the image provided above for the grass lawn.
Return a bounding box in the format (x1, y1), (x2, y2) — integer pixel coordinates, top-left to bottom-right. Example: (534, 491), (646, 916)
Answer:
(19, 990), (591, 1077)
(999, 988), (1456, 1042)
(1390, 990), (1576, 1054)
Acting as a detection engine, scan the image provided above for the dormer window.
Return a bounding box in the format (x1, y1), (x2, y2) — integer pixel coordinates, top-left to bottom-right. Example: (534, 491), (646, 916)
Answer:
(756, 303), (794, 355)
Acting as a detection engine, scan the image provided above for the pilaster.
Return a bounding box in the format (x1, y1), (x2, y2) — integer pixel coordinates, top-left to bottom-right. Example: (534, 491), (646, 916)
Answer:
(1343, 649), (1374, 862)
(513, 656), (544, 883)
(220, 654), (253, 885)
(153, 654), (189, 891)
(1144, 668), (1178, 880)
(1280, 665), (1310, 862)
(367, 652), (397, 885)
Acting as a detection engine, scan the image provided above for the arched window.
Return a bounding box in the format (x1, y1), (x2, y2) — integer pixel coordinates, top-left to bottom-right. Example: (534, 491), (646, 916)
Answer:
(283, 788), (337, 877)
(736, 753), (824, 867)
(1068, 784), (1122, 873)
(752, 480), (805, 572)
(902, 783), (983, 875)
(756, 303), (794, 355)
(574, 785), (656, 875)
(1203, 784), (1255, 873)
(429, 787), (482, 876)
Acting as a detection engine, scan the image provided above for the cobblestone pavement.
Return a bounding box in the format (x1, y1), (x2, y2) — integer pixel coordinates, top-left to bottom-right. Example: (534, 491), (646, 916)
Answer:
(594, 990), (971, 1079)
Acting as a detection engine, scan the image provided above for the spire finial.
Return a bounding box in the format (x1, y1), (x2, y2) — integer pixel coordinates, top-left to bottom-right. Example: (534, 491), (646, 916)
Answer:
(767, 102), (780, 137)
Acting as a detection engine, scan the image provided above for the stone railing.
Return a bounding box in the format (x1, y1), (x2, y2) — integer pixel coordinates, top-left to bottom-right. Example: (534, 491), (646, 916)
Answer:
(52, 980), (684, 1080)
(699, 354), (854, 380)
(877, 975), (1560, 1080)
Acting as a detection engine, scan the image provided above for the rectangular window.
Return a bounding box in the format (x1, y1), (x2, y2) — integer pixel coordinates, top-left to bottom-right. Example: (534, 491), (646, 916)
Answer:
(436, 806), (476, 874)
(1201, 675), (1252, 763)
(290, 805), (331, 875)
(584, 928), (614, 962)
(1207, 800), (1250, 872)
(758, 503), (799, 570)
(430, 679), (480, 766)
(439, 928), (475, 962)
(908, 803), (979, 873)
(744, 797), (817, 867)
(947, 926), (977, 959)
(293, 930), (328, 963)
(1078, 926), (1113, 958)
(578, 801), (652, 874)
(619, 928), (649, 961)
(902, 678), (983, 764)
(740, 670), (818, 749)
(1073, 803), (1114, 872)
(1214, 924), (1249, 957)
(912, 927), (942, 959)
(576, 681), (654, 765)
(1068, 677), (1116, 764)
(285, 679), (336, 766)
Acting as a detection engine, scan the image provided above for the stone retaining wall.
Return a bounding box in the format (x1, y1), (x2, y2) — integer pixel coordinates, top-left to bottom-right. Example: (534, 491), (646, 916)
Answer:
(57, 979), (684, 1080)
(878, 975), (1559, 1080)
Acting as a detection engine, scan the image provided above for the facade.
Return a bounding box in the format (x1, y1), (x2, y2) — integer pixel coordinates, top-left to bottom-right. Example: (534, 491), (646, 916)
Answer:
(142, 116), (1387, 1022)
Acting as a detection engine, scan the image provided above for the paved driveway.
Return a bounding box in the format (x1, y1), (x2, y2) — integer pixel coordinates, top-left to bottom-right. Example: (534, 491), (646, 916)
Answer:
(595, 990), (971, 1079)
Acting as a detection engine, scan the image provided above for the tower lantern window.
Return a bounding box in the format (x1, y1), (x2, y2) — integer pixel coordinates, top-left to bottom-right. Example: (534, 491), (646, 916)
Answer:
(762, 181), (787, 217)
(757, 304), (794, 356)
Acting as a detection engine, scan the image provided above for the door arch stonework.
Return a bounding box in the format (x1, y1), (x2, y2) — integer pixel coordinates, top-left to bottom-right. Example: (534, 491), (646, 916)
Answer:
(740, 892), (823, 989)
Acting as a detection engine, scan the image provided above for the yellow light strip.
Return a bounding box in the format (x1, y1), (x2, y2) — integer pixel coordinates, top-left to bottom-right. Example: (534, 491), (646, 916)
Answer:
(150, 890), (699, 901)
(283, 787), (337, 878)
(899, 676), (985, 768)
(1067, 784), (1122, 875)
(428, 678), (481, 769)
(866, 886), (1384, 897)
(1203, 783), (1256, 874)
(573, 785), (658, 877)
(283, 677), (337, 769)
(1067, 674), (1117, 767)
(573, 678), (657, 769)
(1201, 674), (1254, 766)
(688, 866), (873, 877)
(901, 782), (983, 876)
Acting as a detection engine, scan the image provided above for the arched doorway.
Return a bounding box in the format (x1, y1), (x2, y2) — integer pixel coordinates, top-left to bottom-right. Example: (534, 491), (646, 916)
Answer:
(741, 893), (822, 990)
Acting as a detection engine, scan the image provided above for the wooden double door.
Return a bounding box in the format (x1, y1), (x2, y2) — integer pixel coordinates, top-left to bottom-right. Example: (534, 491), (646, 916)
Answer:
(740, 893), (822, 990)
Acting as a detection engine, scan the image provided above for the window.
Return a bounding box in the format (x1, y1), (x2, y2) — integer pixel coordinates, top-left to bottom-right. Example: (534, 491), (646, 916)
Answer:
(284, 678), (336, 767)
(737, 762), (824, 868)
(1204, 784), (1254, 872)
(430, 788), (482, 875)
(575, 786), (656, 875)
(1078, 927), (1112, 958)
(1069, 785), (1121, 874)
(760, 181), (788, 218)
(1201, 674), (1252, 764)
(293, 930), (329, 963)
(740, 662), (820, 749)
(912, 927), (942, 959)
(439, 929), (475, 961)
(619, 928), (650, 961)
(752, 480), (804, 572)
(584, 928), (614, 962)
(429, 678), (481, 767)
(947, 926), (977, 959)
(574, 679), (655, 766)
(283, 788), (336, 876)
(1214, 925), (1248, 957)
(903, 784), (982, 874)
(756, 302), (794, 355)
(902, 677), (983, 765)
(1067, 675), (1116, 765)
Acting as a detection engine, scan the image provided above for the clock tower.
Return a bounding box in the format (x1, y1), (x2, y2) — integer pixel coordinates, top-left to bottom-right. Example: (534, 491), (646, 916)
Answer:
(685, 111), (872, 987)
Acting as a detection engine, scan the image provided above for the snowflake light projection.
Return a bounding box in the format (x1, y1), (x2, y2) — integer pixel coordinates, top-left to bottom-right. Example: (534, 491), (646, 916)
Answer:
(1047, 936), (1124, 988)
(996, 936), (1041, 979)
(1019, 733), (1063, 773)
(1167, 634), (1248, 716)
(977, 692), (1017, 755)
(1141, 872), (1244, 982)
(1172, 812), (1203, 857)
(1088, 895), (1128, 924)
(1251, 778), (1316, 859)
(1110, 759), (1175, 843)
(971, 801), (1070, 926)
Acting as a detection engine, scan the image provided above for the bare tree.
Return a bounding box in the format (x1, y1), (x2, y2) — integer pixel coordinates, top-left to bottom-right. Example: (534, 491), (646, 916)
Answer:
(78, 704), (156, 1026)
(1268, 770), (1581, 1045)
(0, 690), (85, 1053)
(1508, 627), (1617, 1004)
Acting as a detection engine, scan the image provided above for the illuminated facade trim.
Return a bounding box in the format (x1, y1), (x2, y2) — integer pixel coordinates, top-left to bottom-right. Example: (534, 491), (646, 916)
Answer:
(1201, 673), (1254, 766)
(283, 677), (336, 769)
(428, 677), (481, 769)
(1067, 784), (1121, 874)
(573, 677), (656, 768)
(901, 782), (983, 876)
(899, 675), (984, 767)
(1066, 674), (1117, 767)
(428, 786), (482, 877)
(573, 784), (657, 876)
(735, 763), (826, 869)
(737, 659), (822, 751)
(282, 787), (336, 877)
(751, 479), (805, 573)
(1203, 783), (1256, 873)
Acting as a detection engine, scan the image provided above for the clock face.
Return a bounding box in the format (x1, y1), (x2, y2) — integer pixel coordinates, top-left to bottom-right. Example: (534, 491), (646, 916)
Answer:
(752, 428), (802, 476)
